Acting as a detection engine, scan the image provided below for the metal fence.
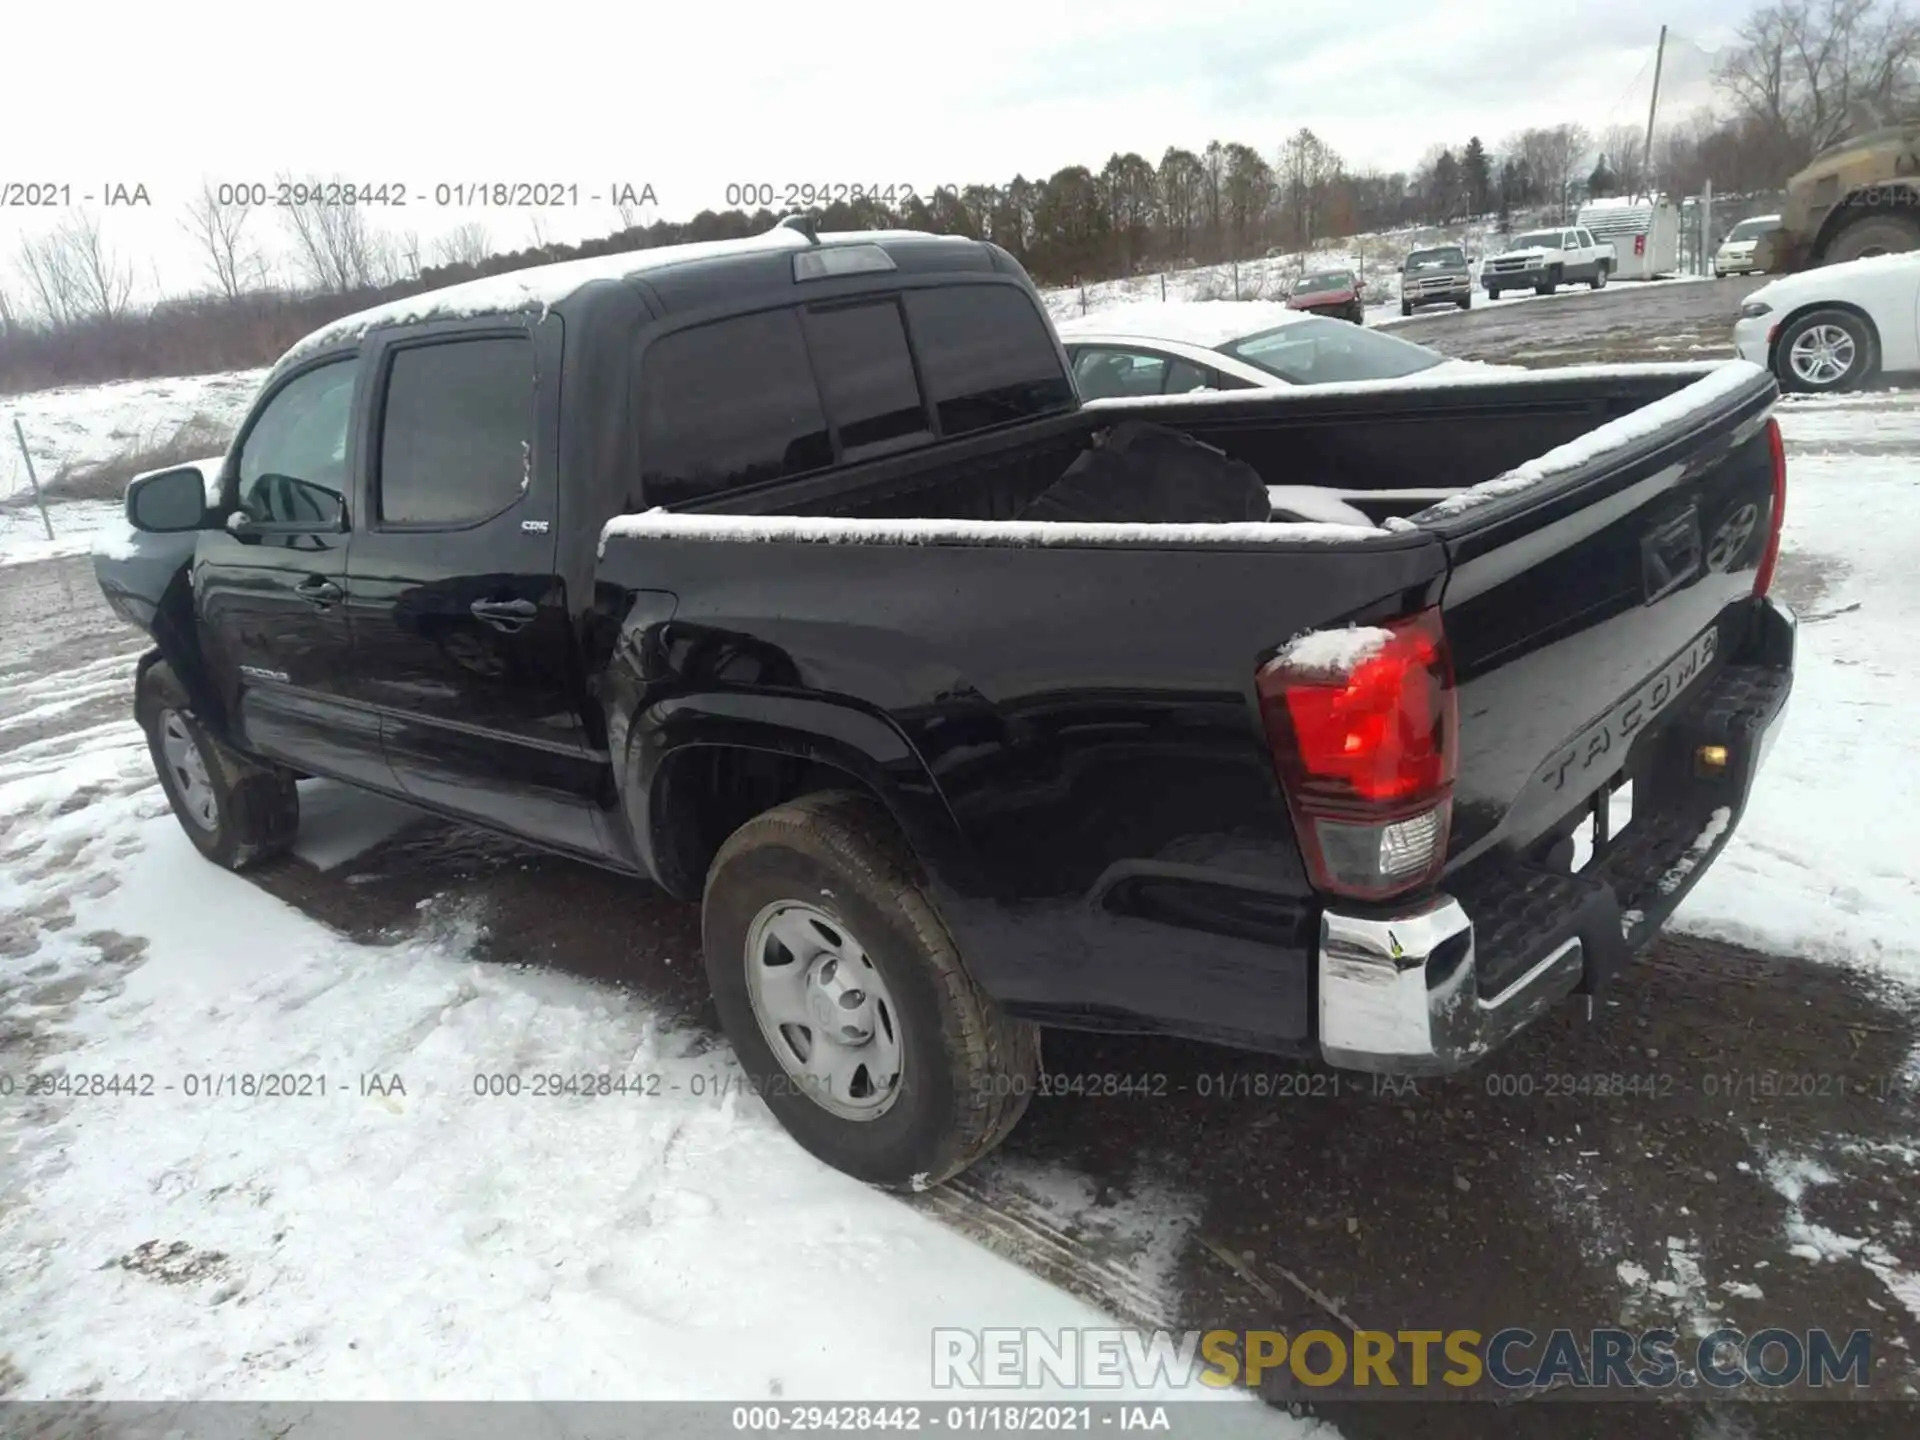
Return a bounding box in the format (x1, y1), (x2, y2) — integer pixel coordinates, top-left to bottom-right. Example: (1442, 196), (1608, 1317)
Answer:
(1680, 190), (1789, 276)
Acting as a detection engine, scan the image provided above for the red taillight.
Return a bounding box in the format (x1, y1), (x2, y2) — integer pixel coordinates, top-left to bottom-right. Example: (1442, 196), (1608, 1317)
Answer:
(1754, 416), (1787, 598)
(1256, 608), (1458, 901)
(1635, 235), (1646, 257)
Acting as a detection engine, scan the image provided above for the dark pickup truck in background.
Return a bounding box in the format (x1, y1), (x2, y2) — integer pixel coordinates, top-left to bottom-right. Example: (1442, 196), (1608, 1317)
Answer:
(97, 223), (1794, 1190)
(1398, 244), (1473, 315)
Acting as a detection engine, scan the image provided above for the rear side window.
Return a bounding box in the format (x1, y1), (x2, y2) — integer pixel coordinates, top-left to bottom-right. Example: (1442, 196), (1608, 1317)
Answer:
(903, 286), (1074, 436)
(378, 337), (533, 526)
(640, 310), (832, 505)
(801, 301), (931, 457)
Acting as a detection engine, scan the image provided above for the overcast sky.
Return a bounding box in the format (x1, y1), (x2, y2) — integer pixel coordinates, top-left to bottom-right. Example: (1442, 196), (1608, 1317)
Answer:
(1, 0), (1748, 305)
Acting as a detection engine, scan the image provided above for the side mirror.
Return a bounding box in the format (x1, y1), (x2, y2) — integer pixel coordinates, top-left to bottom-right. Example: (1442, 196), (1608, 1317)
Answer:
(125, 466), (211, 533)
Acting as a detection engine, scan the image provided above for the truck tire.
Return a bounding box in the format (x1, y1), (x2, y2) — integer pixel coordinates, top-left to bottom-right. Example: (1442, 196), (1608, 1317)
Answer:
(1537, 267), (1560, 296)
(1589, 263), (1608, 290)
(1456, 293), (1471, 309)
(1823, 214), (1920, 265)
(701, 791), (1040, 1190)
(1487, 286), (1501, 300)
(1772, 308), (1874, 394)
(137, 660), (299, 870)
(1400, 301), (1413, 317)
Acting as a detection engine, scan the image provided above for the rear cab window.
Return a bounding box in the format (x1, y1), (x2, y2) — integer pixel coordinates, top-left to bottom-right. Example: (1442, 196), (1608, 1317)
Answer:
(635, 282), (1073, 507)
(901, 287), (1074, 437)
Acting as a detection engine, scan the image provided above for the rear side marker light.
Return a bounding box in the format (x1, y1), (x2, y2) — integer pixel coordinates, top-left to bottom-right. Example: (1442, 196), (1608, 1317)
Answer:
(1256, 608), (1458, 902)
(1754, 417), (1787, 599)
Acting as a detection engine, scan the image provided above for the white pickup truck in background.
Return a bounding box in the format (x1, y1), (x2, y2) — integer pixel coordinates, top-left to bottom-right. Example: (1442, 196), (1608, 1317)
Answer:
(1482, 226), (1616, 298)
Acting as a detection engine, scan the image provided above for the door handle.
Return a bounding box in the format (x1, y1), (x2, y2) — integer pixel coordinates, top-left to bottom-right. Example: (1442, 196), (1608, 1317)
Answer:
(295, 576), (343, 607)
(470, 597), (538, 632)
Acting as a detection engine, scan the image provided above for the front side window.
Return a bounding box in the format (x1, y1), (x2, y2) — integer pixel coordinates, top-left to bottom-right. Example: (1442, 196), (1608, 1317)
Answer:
(1071, 347), (1169, 400)
(378, 337), (534, 527)
(639, 310), (832, 506)
(237, 359), (359, 523)
(902, 286), (1074, 436)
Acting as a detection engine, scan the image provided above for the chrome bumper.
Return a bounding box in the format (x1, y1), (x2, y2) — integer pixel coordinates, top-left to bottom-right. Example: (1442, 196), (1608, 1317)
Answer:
(1318, 897), (1584, 1074)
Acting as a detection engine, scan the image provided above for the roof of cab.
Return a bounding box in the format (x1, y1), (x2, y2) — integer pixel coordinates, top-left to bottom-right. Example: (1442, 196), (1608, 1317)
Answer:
(275, 226), (1008, 367)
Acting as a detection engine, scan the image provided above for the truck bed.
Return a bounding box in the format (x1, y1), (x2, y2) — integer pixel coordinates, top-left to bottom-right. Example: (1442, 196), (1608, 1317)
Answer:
(595, 360), (1788, 1055)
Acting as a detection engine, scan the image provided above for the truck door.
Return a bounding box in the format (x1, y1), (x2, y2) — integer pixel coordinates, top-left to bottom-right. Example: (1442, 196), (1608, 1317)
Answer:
(194, 353), (392, 789)
(341, 321), (605, 858)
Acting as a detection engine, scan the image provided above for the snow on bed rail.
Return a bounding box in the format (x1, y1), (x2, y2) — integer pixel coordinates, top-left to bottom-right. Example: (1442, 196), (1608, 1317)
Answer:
(597, 510), (1384, 557)
(1274, 624), (1396, 680)
(1089, 359), (1726, 411)
(1414, 360), (1768, 521)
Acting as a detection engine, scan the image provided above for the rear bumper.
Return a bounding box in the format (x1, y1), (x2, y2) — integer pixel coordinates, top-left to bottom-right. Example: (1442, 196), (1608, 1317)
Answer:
(1483, 265), (1550, 288)
(1317, 599), (1796, 1074)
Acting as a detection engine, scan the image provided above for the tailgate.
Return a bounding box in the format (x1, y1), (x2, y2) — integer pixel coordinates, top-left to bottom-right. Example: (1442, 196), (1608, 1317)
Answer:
(1417, 360), (1780, 871)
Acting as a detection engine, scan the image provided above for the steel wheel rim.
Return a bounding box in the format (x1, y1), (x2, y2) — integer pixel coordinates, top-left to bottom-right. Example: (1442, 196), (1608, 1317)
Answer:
(1789, 324), (1857, 385)
(743, 900), (903, 1121)
(158, 708), (218, 831)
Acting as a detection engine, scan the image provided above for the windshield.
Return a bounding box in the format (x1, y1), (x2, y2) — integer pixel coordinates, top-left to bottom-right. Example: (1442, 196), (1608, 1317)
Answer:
(1406, 248), (1465, 269)
(1290, 272), (1353, 295)
(1507, 231), (1563, 250)
(1727, 218), (1777, 241)
(1218, 318), (1446, 385)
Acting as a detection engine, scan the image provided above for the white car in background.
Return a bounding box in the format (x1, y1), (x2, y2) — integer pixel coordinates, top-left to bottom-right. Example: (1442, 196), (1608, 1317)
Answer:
(1715, 214), (1781, 277)
(1056, 301), (1507, 524)
(1055, 300), (1488, 400)
(1733, 251), (1920, 392)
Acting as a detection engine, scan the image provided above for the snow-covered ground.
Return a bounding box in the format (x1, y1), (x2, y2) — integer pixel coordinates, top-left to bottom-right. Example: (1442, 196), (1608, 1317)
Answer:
(0, 745), (1293, 1416)
(0, 368), (263, 502)
(0, 498), (127, 568)
(1673, 390), (1920, 984)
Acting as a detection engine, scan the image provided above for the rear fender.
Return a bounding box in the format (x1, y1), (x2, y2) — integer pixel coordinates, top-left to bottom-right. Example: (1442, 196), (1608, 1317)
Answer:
(622, 690), (976, 901)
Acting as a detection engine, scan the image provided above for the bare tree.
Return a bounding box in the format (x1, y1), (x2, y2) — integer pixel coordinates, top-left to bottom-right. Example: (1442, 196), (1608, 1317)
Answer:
(182, 180), (262, 300)
(1277, 128), (1342, 252)
(0, 279), (18, 336)
(432, 221), (492, 269)
(613, 199), (637, 233)
(1718, 0), (1920, 162)
(280, 174), (392, 291)
(64, 211), (136, 320)
(1596, 123), (1652, 196)
(1518, 124), (1593, 217)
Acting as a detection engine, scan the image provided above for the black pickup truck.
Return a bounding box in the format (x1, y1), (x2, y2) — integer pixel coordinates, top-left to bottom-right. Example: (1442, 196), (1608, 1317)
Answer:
(97, 222), (1794, 1190)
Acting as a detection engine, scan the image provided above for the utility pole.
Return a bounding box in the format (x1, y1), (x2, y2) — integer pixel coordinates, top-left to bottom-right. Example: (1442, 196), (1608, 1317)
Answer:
(1642, 24), (1669, 197)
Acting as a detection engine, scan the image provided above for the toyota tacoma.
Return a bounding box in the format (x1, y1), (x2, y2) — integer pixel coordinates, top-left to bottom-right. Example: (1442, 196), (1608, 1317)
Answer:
(96, 221), (1794, 1191)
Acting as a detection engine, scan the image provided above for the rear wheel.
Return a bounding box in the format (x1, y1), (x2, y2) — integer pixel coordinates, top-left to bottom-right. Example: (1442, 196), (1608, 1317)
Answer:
(1773, 308), (1874, 393)
(701, 791), (1039, 1190)
(1589, 264), (1608, 290)
(137, 661), (298, 869)
(1823, 214), (1920, 266)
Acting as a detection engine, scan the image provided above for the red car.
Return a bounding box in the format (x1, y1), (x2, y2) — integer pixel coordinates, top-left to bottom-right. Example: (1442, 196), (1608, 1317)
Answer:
(1285, 268), (1366, 323)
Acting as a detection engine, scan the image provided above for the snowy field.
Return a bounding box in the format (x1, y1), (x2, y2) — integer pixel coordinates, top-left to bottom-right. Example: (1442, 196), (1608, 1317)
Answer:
(0, 368), (263, 504)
